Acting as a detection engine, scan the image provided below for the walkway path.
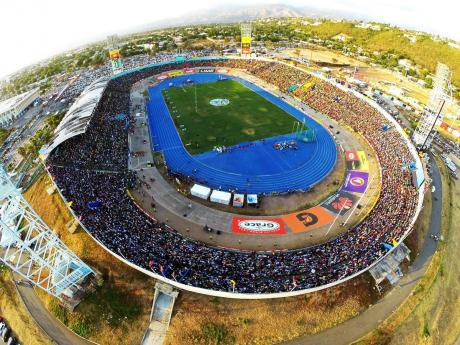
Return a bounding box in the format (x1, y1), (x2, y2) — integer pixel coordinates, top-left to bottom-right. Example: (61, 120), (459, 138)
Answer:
(279, 156), (442, 345)
(13, 274), (95, 345)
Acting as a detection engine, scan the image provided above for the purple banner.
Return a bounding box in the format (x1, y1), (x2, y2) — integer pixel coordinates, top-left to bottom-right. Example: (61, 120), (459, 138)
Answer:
(343, 171), (369, 193)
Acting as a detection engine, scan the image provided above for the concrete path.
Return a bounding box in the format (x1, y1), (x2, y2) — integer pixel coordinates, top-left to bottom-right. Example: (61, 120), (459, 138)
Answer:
(14, 275), (95, 345)
(279, 157), (443, 345)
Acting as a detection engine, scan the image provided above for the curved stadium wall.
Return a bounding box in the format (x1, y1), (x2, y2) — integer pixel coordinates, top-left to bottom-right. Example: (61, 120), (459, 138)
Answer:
(46, 57), (424, 299)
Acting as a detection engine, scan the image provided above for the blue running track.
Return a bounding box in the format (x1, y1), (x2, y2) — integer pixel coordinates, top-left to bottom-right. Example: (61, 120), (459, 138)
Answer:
(147, 74), (337, 194)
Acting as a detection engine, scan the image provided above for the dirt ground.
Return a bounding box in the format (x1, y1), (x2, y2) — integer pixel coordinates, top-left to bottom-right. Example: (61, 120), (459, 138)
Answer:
(284, 48), (368, 68)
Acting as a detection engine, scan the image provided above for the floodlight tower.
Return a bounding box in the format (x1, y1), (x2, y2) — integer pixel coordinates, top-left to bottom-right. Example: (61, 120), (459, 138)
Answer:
(240, 23), (252, 56)
(107, 35), (124, 75)
(412, 63), (452, 150)
(0, 166), (94, 308)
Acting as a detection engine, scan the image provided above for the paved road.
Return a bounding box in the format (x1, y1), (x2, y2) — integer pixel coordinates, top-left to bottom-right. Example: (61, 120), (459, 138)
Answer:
(14, 275), (95, 345)
(279, 157), (443, 345)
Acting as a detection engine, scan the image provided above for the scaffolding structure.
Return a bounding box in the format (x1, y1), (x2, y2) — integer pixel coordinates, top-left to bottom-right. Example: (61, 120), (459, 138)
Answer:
(0, 166), (94, 306)
(412, 63), (451, 149)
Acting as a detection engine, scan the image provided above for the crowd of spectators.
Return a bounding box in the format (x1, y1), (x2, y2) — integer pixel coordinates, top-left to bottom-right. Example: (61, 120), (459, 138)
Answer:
(57, 49), (220, 102)
(47, 58), (420, 293)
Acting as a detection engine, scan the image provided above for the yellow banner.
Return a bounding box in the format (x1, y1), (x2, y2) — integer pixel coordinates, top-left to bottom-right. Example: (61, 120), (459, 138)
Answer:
(168, 70), (184, 77)
(357, 151), (369, 171)
(109, 49), (120, 60)
(241, 36), (251, 44)
(301, 81), (313, 90)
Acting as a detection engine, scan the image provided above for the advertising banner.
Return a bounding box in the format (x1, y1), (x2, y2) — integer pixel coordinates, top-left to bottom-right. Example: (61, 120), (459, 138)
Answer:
(346, 150), (369, 171)
(282, 206), (334, 233)
(321, 191), (358, 215)
(156, 74), (168, 81)
(357, 151), (369, 171)
(345, 150), (359, 161)
(241, 35), (251, 54)
(109, 49), (123, 71)
(217, 69), (229, 74)
(198, 68), (215, 73)
(231, 217), (286, 235)
(184, 68), (195, 74)
(168, 70), (184, 77)
(342, 171), (369, 193)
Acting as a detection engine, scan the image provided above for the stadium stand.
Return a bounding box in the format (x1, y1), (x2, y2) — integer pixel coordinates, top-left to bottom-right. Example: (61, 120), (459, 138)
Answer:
(46, 58), (421, 294)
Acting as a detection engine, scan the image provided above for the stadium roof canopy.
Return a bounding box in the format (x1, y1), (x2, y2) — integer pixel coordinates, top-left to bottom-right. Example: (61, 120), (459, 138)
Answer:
(40, 77), (109, 157)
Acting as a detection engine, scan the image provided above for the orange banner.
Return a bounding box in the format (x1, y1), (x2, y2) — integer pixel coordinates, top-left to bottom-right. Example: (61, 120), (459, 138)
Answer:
(282, 206), (334, 233)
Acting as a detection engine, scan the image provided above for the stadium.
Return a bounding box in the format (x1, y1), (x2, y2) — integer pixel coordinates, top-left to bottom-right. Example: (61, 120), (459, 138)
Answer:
(37, 56), (425, 298)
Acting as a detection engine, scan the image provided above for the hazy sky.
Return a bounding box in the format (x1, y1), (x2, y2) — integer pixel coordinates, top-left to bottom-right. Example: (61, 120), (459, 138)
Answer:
(0, 0), (458, 79)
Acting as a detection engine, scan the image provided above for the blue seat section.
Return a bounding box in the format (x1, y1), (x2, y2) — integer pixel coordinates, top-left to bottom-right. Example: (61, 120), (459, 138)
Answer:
(147, 74), (337, 194)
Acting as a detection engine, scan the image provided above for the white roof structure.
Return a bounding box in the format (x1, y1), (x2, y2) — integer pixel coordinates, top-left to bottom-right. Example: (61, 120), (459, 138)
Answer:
(210, 190), (232, 205)
(0, 89), (37, 114)
(40, 77), (110, 157)
(190, 184), (211, 200)
(0, 88), (39, 127)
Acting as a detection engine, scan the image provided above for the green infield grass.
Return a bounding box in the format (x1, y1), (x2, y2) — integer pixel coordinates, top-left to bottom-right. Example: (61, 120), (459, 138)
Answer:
(162, 79), (296, 154)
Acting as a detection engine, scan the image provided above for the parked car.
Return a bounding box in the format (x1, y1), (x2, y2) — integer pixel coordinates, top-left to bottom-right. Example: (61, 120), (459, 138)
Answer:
(2, 327), (11, 342)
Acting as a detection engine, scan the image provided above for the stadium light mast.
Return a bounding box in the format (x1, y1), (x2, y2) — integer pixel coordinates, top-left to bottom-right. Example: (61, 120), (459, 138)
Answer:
(0, 166), (95, 309)
(107, 35), (124, 75)
(412, 63), (452, 150)
(240, 23), (252, 57)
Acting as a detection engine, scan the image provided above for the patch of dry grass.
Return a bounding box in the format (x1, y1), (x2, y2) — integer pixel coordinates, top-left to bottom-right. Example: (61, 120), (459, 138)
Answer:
(24, 174), (155, 345)
(165, 275), (377, 345)
(0, 270), (53, 345)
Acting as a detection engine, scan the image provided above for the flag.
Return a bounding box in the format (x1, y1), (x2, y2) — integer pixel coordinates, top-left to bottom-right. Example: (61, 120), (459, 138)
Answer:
(66, 201), (73, 207)
(392, 239), (398, 247)
(230, 279), (236, 289)
(383, 243), (393, 251)
(292, 276), (298, 289)
(87, 200), (102, 210)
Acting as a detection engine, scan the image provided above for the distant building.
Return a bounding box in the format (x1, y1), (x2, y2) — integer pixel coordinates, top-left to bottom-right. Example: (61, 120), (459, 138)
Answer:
(448, 42), (460, 49)
(355, 22), (381, 31)
(332, 33), (351, 42)
(398, 59), (413, 69)
(403, 34), (417, 43)
(0, 88), (39, 128)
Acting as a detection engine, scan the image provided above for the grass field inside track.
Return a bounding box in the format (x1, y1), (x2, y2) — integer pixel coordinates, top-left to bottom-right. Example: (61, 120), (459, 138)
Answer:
(162, 79), (297, 154)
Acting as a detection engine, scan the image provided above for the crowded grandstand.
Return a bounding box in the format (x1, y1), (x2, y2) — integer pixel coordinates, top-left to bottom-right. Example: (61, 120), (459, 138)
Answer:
(43, 58), (423, 295)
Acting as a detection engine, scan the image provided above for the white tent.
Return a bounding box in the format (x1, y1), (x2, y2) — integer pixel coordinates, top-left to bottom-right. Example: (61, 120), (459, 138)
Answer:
(190, 184), (211, 200)
(233, 194), (244, 207)
(210, 190), (232, 205)
(247, 194), (258, 205)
